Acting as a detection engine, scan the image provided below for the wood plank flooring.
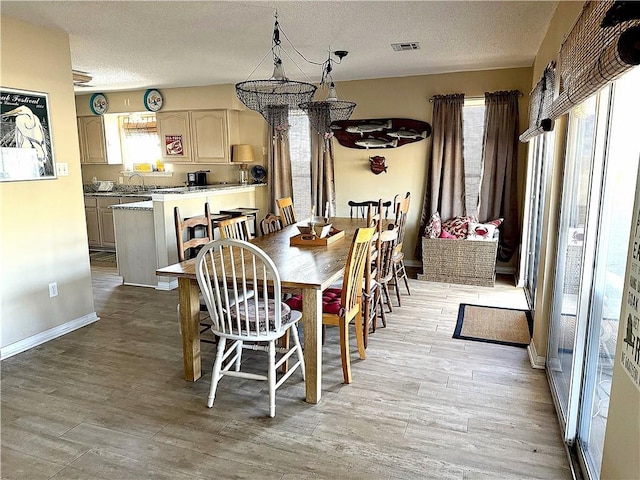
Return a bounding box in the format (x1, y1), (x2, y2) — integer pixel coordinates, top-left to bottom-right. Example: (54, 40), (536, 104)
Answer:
(1, 265), (571, 479)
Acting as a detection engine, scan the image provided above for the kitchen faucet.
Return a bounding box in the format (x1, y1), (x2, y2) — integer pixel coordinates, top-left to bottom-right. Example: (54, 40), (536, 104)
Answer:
(128, 173), (145, 188)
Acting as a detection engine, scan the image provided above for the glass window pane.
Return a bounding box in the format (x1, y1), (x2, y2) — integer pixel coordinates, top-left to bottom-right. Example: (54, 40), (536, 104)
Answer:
(462, 103), (485, 217)
(288, 109), (311, 218)
(547, 94), (598, 421)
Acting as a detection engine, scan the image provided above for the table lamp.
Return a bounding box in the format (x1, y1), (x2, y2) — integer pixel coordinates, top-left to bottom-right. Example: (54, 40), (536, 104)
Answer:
(232, 144), (255, 185)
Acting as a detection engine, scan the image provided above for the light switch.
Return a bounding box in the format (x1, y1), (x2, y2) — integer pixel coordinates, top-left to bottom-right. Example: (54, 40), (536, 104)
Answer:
(56, 163), (69, 176)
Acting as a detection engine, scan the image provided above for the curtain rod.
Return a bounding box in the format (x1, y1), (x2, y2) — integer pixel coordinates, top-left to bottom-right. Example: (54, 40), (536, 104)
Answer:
(428, 91), (523, 102)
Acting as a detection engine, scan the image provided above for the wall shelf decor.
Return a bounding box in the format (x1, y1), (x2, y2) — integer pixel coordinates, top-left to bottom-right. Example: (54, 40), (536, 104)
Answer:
(331, 117), (432, 149)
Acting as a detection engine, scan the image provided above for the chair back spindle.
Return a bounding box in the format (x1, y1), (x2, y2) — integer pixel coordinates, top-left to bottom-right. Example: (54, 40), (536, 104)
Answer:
(275, 197), (297, 226)
(260, 213), (283, 235)
(218, 216), (252, 241)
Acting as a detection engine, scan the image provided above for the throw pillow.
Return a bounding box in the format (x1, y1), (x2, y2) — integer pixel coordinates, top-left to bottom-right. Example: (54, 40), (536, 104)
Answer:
(486, 218), (504, 228)
(467, 222), (498, 241)
(439, 229), (456, 239)
(441, 215), (475, 239)
(424, 211), (442, 239)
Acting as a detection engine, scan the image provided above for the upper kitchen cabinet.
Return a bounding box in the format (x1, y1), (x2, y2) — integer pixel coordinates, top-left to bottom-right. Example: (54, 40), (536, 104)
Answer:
(156, 110), (238, 164)
(156, 111), (192, 162)
(77, 116), (107, 164)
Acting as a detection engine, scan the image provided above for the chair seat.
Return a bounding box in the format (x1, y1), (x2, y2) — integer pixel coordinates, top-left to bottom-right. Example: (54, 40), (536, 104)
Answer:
(392, 251), (404, 262)
(285, 288), (345, 317)
(222, 299), (296, 335)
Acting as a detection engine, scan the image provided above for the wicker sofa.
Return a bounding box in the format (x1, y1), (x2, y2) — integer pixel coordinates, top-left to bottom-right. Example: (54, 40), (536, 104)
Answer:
(417, 236), (499, 287)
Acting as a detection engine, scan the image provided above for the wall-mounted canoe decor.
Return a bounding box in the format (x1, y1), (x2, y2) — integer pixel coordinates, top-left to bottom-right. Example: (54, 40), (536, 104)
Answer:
(330, 117), (432, 149)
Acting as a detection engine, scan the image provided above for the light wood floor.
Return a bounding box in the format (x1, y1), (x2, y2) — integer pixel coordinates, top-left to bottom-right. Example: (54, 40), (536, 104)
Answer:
(1, 265), (571, 479)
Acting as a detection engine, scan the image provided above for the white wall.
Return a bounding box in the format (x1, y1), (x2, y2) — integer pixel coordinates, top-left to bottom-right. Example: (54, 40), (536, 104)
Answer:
(0, 16), (96, 355)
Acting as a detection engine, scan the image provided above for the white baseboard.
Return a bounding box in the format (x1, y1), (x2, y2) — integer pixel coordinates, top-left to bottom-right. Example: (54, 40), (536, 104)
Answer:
(527, 340), (546, 369)
(404, 259), (421, 268)
(156, 278), (178, 291)
(496, 265), (516, 274)
(1, 312), (99, 360)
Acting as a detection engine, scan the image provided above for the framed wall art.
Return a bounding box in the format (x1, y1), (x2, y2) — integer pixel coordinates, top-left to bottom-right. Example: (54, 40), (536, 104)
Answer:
(0, 87), (56, 181)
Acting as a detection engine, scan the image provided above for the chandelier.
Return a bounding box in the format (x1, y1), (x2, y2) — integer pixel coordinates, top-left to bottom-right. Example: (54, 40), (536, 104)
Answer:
(235, 14), (317, 132)
(299, 51), (356, 143)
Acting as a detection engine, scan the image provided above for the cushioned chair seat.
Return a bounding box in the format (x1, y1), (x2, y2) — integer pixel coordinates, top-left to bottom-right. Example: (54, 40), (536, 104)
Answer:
(285, 288), (345, 317)
(220, 299), (294, 335)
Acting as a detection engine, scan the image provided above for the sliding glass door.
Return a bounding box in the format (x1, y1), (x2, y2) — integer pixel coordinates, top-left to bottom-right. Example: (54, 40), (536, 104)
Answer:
(547, 67), (640, 479)
(523, 132), (554, 311)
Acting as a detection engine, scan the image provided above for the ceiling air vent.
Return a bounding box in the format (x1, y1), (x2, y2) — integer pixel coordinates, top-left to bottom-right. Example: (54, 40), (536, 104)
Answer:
(391, 42), (420, 52)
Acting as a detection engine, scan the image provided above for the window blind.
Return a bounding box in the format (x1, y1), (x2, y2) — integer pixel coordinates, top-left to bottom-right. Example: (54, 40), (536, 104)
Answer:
(549, 0), (640, 119)
(519, 62), (556, 143)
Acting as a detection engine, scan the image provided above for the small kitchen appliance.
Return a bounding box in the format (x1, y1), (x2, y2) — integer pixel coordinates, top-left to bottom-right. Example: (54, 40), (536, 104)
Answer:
(187, 170), (209, 186)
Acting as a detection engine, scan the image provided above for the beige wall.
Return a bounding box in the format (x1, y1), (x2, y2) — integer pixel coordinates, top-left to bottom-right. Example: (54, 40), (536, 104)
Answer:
(527, 2), (639, 478)
(0, 16), (96, 351)
(333, 68), (533, 261)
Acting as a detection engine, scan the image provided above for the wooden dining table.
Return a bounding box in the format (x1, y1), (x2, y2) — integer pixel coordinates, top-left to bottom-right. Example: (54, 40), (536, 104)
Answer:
(156, 216), (374, 404)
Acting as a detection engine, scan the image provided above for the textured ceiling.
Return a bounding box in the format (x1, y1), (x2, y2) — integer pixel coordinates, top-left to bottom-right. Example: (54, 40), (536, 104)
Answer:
(2, 1), (558, 93)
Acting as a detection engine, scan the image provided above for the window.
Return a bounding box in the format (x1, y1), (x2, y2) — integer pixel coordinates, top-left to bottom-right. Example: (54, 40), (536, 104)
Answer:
(288, 109), (312, 218)
(462, 98), (485, 217)
(103, 112), (161, 170)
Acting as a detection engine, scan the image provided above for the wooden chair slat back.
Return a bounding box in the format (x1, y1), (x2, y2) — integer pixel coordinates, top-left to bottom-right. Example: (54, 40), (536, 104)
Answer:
(275, 197), (297, 226)
(349, 200), (393, 219)
(218, 216), (251, 241)
(260, 213), (283, 236)
(341, 227), (375, 312)
(174, 204), (213, 262)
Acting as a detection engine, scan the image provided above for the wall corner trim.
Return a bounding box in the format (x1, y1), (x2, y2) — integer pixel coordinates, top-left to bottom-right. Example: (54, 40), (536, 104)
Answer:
(527, 340), (546, 369)
(0, 313), (99, 360)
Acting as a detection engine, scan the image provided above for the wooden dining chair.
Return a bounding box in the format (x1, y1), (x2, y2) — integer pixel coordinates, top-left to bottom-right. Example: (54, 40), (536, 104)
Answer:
(362, 200), (385, 348)
(260, 213), (282, 235)
(174, 204), (213, 262)
(377, 227), (399, 315)
(218, 215), (252, 241)
(174, 204), (215, 342)
(390, 192), (411, 305)
(195, 238), (305, 417)
(348, 200), (393, 219)
(286, 227), (375, 384)
(275, 197), (297, 226)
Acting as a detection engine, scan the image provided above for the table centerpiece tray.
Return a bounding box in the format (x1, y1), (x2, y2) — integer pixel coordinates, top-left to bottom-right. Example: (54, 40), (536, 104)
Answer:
(289, 228), (345, 247)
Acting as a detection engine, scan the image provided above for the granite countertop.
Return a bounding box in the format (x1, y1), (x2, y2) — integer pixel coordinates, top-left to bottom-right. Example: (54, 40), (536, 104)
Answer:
(110, 200), (153, 211)
(84, 183), (266, 197)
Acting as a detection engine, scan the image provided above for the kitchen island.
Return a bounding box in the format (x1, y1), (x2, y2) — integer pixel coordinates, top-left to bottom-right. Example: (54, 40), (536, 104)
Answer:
(110, 184), (265, 289)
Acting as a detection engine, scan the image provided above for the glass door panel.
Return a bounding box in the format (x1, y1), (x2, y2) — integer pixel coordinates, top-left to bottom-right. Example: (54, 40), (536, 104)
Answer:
(577, 67), (640, 478)
(547, 91), (604, 437)
(524, 132), (554, 311)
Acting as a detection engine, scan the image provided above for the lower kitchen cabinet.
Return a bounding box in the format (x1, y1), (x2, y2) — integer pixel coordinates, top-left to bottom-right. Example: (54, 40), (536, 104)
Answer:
(85, 195), (151, 250)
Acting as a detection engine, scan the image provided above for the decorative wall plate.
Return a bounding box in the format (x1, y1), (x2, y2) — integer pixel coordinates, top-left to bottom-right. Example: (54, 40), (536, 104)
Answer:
(143, 89), (163, 112)
(331, 117), (432, 149)
(89, 93), (108, 115)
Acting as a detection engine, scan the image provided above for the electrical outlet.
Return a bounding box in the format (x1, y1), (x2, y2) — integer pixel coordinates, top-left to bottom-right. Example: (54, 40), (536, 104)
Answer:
(56, 163), (69, 176)
(48, 282), (58, 298)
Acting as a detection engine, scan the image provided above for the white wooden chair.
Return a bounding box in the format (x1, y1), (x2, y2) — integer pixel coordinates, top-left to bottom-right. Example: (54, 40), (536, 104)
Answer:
(195, 238), (305, 417)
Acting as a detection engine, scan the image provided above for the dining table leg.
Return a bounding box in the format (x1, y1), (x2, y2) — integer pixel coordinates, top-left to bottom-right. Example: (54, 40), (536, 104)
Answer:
(179, 277), (202, 381)
(301, 287), (322, 403)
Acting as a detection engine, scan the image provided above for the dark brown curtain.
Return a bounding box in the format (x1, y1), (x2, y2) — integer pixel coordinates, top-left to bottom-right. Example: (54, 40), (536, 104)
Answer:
(310, 133), (336, 218)
(478, 90), (520, 261)
(268, 127), (293, 214)
(416, 93), (466, 257)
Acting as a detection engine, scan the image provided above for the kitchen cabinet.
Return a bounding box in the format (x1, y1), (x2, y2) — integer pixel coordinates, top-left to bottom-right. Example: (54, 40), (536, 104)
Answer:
(85, 195), (151, 250)
(77, 116), (107, 164)
(156, 110), (238, 164)
(156, 111), (192, 162)
(84, 197), (100, 247)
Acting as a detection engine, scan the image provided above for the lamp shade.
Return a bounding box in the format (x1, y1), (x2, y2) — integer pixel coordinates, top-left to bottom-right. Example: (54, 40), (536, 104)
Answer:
(232, 144), (255, 163)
